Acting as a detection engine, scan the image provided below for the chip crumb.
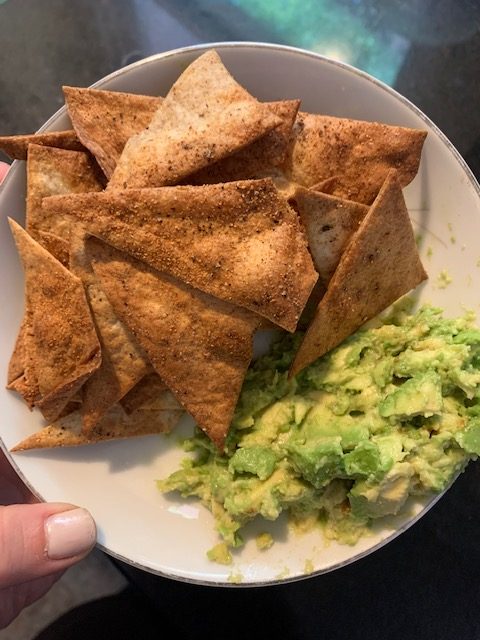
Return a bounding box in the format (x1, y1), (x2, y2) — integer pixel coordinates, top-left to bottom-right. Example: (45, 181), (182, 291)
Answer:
(436, 270), (453, 289)
(228, 572), (244, 584)
(304, 559), (314, 574)
(275, 566), (290, 580)
(256, 532), (274, 550)
(426, 246), (433, 259)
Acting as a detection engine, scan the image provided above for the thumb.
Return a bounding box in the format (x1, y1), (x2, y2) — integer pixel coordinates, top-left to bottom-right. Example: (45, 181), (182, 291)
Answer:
(0, 503), (96, 589)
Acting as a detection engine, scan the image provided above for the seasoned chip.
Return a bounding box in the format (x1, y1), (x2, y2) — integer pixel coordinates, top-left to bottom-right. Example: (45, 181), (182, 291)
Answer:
(293, 186), (368, 287)
(0, 130), (84, 160)
(9, 146), (104, 405)
(69, 234), (151, 432)
(43, 179), (317, 332)
(186, 100), (300, 184)
(26, 144), (104, 243)
(284, 112), (427, 204)
(11, 405), (183, 451)
(9, 220), (101, 421)
(108, 50), (283, 189)
(6, 315), (41, 409)
(290, 170), (428, 376)
(8, 302), (42, 409)
(81, 282), (151, 432)
(120, 372), (168, 414)
(89, 238), (259, 449)
(7, 319), (27, 387)
(63, 87), (161, 178)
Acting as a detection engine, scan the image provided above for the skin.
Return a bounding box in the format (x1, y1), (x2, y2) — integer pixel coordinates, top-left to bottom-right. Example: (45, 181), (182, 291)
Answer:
(0, 161), (96, 628)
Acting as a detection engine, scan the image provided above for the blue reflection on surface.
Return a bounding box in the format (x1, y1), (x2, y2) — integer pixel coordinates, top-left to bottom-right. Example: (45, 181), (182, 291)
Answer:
(228, 0), (410, 85)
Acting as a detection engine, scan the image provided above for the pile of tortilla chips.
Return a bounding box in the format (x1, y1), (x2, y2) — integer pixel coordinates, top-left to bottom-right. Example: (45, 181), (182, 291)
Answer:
(1, 49), (427, 453)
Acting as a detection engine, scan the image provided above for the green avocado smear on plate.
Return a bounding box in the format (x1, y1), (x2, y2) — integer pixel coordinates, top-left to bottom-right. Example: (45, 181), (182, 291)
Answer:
(157, 306), (480, 558)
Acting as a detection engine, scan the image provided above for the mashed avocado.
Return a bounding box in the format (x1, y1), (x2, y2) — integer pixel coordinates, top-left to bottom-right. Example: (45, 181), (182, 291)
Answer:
(158, 306), (480, 556)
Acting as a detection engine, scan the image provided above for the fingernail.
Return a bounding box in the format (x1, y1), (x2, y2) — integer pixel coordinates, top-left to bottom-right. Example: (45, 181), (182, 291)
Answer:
(45, 508), (96, 560)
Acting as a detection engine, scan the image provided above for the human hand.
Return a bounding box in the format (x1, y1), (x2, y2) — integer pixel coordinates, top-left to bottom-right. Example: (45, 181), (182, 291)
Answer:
(0, 161), (97, 628)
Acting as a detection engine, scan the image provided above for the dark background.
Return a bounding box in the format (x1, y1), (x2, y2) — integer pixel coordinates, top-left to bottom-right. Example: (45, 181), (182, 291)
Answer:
(1, 1), (480, 638)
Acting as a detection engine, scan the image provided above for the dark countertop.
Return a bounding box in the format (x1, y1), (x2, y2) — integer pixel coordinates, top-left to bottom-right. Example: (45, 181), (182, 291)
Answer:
(1, 1), (480, 638)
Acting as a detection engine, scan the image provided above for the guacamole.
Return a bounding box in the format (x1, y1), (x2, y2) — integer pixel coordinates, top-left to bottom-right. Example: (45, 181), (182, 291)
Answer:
(157, 306), (480, 556)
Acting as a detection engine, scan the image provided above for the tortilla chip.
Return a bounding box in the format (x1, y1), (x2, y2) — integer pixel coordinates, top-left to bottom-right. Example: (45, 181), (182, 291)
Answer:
(11, 404), (183, 451)
(69, 235), (151, 432)
(108, 50), (283, 189)
(120, 372), (168, 414)
(14, 146), (103, 405)
(0, 130), (84, 160)
(26, 144), (104, 242)
(284, 112), (427, 204)
(63, 87), (161, 178)
(7, 319), (27, 386)
(8, 304), (42, 409)
(43, 179), (317, 332)
(186, 100), (300, 184)
(292, 186), (369, 287)
(8, 220), (101, 421)
(290, 170), (428, 376)
(81, 282), (151, 432)
(88, 238), (259, 448)
(6, 315), (42, 409)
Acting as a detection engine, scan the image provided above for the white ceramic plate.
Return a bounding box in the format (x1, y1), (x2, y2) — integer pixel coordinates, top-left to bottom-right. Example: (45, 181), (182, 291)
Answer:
(1, 43), (480, 586)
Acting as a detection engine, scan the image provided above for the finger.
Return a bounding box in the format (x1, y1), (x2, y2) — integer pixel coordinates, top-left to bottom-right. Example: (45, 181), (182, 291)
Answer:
(0, 503), (96, 589)
(0, 161), (10, 183)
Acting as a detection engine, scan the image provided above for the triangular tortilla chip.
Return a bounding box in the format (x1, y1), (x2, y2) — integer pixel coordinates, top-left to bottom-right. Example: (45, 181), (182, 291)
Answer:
(108, 50), (283, 189)
(63, 87), (161, 178)
(69, 235), (151, 432)
(11, 405), (183, 451)
(0, 130), (84, 160)
(120, 372), (168, 414)
(7, 319), (27, 386)
(8, 304), (42, 409)
(9, 146), (104, 408)
(290, 170), (427, 376)
(284, 112), (427, 204)
(186, 100), (300, 184)
(81, 282), (151, 432)
(8, 220), (101, 421)
(293, 186), (368, 287)
(43, 179), (317, 332)
(6, 315), (42, 408)
(88, 238), (259, 448)
(26, 144), (104, 242)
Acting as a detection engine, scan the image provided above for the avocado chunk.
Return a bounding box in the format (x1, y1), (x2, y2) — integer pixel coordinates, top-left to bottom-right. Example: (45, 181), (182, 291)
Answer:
(379, 371), (443, 419)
